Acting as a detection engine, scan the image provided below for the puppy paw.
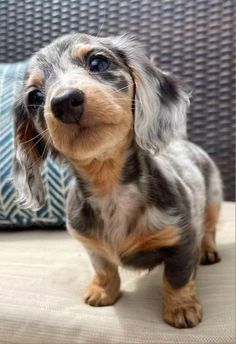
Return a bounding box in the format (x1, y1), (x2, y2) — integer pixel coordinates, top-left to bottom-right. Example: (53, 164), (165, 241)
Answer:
(84, 283), (119, 306)
(164, 299), (203, 328)
(200, 248), (221, 265)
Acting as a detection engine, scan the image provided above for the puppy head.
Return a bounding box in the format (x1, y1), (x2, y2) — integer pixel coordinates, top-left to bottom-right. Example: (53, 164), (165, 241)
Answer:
(13, 33), (189, 209)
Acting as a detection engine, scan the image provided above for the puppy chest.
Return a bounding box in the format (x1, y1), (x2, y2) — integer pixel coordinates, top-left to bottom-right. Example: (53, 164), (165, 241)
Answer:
(93, 185), (144, 241)
(68, 185), (170, 271)
(68, 184), (143, 236)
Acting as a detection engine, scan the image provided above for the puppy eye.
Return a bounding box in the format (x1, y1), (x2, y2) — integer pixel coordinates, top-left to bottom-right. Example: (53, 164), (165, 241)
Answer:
(28, 90), (44, 109)
(88, 56), (110, 73)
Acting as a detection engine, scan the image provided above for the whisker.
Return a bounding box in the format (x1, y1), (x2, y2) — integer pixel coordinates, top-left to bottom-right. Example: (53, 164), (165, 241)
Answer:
(20, 128), (49, 145)
(22, 131), (48, 155)
(33, 132), (57, 171)
(109, 85), (133, 95)
(41, 126), (58, 162)
(28, 127), (58, 170)
(42, 136), (51, 160)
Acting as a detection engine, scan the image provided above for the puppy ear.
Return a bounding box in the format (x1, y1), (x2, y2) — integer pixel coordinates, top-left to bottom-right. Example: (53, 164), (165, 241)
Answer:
(134, 68), (190, 152)
(115, 36), (190, 152)
(12, 98), (46, 210)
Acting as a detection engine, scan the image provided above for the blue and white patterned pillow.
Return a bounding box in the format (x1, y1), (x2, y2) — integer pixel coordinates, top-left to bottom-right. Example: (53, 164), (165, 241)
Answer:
(0, 62), (71, 227)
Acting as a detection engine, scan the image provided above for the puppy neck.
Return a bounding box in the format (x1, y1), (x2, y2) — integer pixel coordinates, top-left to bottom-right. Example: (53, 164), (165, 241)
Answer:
(69, 138), (131, 196)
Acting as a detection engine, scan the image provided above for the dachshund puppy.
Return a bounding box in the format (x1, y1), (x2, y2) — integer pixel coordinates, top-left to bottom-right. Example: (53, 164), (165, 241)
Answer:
(12, 34), (222, 328)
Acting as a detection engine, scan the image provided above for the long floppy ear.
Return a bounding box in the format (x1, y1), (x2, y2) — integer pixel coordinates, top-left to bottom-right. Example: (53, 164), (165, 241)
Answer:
(12, 97), (46, 210)
(115, 36), (190, 152)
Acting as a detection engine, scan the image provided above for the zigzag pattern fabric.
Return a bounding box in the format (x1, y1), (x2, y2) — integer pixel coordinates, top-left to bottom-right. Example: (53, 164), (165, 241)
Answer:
(0, 62), (70, 227)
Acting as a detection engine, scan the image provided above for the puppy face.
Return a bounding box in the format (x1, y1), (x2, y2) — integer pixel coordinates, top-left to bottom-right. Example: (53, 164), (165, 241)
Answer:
(23, 34), (135, 161)
(13, 33), (189, 209)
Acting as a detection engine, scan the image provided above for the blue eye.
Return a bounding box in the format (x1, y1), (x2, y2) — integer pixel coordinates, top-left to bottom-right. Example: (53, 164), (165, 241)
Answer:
(28, 90), (44, 109)
(89, 56), (110, 72)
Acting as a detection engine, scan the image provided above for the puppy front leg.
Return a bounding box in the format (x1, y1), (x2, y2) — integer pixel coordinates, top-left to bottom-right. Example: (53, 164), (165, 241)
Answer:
(162, 244), (202, 328)
(84, 251), (120, 307)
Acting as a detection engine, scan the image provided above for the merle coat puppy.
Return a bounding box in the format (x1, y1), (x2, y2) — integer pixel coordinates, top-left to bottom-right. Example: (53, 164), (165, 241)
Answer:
(13, 34), (222, 328)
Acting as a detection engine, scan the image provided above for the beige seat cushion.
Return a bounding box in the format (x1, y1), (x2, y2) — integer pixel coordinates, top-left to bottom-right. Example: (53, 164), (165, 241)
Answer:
(0, 202), (235, 344)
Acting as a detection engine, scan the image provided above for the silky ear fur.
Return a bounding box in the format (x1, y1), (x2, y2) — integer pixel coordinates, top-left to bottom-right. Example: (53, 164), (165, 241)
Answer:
(12, 98), (46, 210)
(114, 35), (190, 152)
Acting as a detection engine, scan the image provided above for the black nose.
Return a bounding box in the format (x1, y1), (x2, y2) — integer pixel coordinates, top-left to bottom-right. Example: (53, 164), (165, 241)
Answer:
(51, 88), (84, 123)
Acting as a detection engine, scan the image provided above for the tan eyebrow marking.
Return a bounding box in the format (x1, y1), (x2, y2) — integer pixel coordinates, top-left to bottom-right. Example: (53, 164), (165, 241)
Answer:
(26, 70), (44, 88)
(71, 45), (93, 60)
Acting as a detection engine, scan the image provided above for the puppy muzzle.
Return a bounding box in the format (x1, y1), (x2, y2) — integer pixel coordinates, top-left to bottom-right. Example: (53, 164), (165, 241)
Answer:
(51, 88), (84, 124)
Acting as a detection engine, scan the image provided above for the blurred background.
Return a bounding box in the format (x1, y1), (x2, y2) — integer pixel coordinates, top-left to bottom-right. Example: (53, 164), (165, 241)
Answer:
(0, 0), (235, 200)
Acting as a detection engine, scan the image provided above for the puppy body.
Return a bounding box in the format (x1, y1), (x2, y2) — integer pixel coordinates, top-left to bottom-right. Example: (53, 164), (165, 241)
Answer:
(12, 33), (223, 328)
(67, 139), (222, 271)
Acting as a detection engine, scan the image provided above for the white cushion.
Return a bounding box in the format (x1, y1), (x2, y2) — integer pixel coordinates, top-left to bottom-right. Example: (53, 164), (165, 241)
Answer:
(0, 202), (235, 343)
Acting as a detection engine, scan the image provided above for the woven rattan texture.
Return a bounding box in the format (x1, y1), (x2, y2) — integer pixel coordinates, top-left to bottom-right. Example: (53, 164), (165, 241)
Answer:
(0, 0), (235, 200)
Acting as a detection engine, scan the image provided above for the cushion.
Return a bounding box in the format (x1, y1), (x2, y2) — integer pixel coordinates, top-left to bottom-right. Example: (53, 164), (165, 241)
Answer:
(0, 202), (235, 343)
(0, 62), (70, 228)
